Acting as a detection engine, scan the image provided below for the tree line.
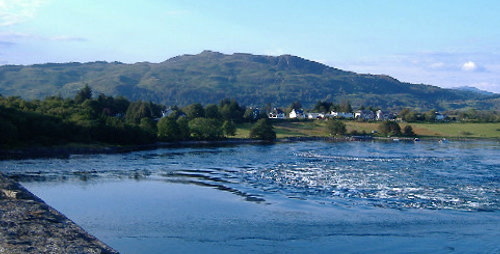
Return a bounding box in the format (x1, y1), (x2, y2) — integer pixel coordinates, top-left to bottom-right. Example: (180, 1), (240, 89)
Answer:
(0, 86), (275, 148)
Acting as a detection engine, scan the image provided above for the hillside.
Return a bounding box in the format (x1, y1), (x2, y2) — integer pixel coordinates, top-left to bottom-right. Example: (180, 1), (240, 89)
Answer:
(452, 86), (496, 96)
(0, 50), (497, 110)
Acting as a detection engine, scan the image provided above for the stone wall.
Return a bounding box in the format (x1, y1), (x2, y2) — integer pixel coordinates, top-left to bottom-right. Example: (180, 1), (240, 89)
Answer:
(0, 173), (118, 254)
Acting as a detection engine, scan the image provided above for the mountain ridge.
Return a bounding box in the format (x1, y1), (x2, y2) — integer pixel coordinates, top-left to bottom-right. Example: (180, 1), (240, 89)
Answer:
(0, 51), (498, 110)
(452, 86), (496, 96)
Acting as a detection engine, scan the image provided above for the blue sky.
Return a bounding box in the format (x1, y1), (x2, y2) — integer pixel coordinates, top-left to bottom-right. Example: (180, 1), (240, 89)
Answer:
(1, 0), (499, 93)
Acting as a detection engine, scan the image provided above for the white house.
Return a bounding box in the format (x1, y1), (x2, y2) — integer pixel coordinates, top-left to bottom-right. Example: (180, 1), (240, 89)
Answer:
(330, 111), (354, 119)
(246, 107), (261, 120)
(376, 110), (392, 121)
(354, 110), (375, 120)
(307, 113), (325, 119)
(269, 108), (286, 119)
(161, 108), (175, 118)
(289, 109), (306, 119)
(435, 112), (446, 121)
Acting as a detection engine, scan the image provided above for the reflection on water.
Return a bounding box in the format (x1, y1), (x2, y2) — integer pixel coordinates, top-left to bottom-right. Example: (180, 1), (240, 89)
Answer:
(1, 140), (499, 253)
(162, 169), (266, 203)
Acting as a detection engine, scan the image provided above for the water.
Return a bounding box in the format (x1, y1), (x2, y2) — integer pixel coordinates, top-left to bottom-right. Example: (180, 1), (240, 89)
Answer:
(1, 140), (499, 253)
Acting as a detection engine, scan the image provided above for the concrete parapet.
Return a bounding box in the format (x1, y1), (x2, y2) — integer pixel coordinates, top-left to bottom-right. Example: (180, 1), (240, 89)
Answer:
(0, 173), (118, 254)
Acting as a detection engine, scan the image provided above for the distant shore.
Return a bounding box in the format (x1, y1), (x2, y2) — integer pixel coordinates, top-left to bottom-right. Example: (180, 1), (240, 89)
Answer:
(1, 136), (497, 161)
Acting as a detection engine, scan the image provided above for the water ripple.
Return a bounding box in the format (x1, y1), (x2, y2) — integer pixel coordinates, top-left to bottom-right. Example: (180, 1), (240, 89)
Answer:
(2, 141), (498, 212)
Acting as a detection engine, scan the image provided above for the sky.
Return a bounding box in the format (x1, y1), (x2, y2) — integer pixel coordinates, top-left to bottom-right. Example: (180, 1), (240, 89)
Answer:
(0, 0), (499, 93)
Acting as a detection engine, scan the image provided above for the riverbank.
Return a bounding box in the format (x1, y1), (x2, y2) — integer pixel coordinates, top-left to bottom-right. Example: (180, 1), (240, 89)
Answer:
(0, 139), (266, 160)
(2, 135), (496, 161)
(0, 173), (118, 253)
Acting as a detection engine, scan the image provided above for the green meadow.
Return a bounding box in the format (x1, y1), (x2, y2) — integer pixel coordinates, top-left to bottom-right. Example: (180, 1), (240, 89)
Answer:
(407, 123), (500, 138)
(236, 121), (500, 139)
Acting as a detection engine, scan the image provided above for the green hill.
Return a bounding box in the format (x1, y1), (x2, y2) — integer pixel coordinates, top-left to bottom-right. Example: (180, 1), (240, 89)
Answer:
(0, 50), (497, 110)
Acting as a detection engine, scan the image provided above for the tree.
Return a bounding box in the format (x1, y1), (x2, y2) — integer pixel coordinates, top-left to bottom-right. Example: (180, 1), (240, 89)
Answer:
(113, 96), (131, 116)
(125, 101), (161, 124)
(219, 99), (245, 123)
(157, 117), (181, 141)
(243, 108), (257, 122)
(313, 101), (333, 113)
(403, 125), (416, 137)
(288, 101), (302, 113)
(176, 116), (190, 140)
(139, 117), (157, 135)
(326, 120), (347, 136)
(81, 99), (101, 118)
(0, 117), (18, 146)
(74, 84), (92, 104)
(399, 108), (418, 122)
(378, 121), (401, 136)
(184, 103), (205, 119)
(249, 118), (276, 141)
(339, 99), (352, 112)
(222, 120), (236, 136)
(291, 101), (302, 110)
(424, 110), (437, 122)
(204, 104), (221, 119)
(188, 118), (223, 140)
(163, 105), (184, 119)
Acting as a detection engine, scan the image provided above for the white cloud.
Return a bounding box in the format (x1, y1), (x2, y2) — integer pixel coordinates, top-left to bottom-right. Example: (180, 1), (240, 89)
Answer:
(461, 61), (479, 71)
(333, 51), (500, 93)
(0, 0), (48, 26)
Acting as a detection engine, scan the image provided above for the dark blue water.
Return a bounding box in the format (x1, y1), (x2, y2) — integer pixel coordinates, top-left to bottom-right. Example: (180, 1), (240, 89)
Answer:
(1, 140), (499, 253)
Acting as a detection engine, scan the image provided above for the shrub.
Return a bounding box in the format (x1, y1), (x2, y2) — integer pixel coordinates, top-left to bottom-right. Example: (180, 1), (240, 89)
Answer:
(378, 121), (401, 136)
(326, 120), (346, 136)
(403, 125), (416, 137)
(249, 118), (276, 141)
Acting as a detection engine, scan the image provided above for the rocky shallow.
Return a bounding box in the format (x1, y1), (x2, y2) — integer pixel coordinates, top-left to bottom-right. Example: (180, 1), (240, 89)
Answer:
(0, 173), (118, 254)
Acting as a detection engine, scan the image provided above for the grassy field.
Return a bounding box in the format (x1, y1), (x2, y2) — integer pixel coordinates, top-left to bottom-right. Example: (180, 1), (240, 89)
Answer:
(407, 123), (500, 138)
(235, 120), (500, 139)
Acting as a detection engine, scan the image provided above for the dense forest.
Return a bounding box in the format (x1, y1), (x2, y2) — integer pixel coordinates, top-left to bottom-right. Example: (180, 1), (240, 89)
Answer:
(0, 86), (275, 148)
(1, 51), (498, 111)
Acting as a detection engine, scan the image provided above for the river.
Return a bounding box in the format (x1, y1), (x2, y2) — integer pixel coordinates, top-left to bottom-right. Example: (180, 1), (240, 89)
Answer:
(1, 140), (499, 253)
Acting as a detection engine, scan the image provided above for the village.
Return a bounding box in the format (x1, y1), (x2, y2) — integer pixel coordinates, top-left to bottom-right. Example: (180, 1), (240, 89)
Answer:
(268, 108), (447, 122)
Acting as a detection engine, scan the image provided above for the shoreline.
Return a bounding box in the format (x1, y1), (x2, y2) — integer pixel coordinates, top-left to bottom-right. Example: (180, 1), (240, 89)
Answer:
(1, 136), (497, 161)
